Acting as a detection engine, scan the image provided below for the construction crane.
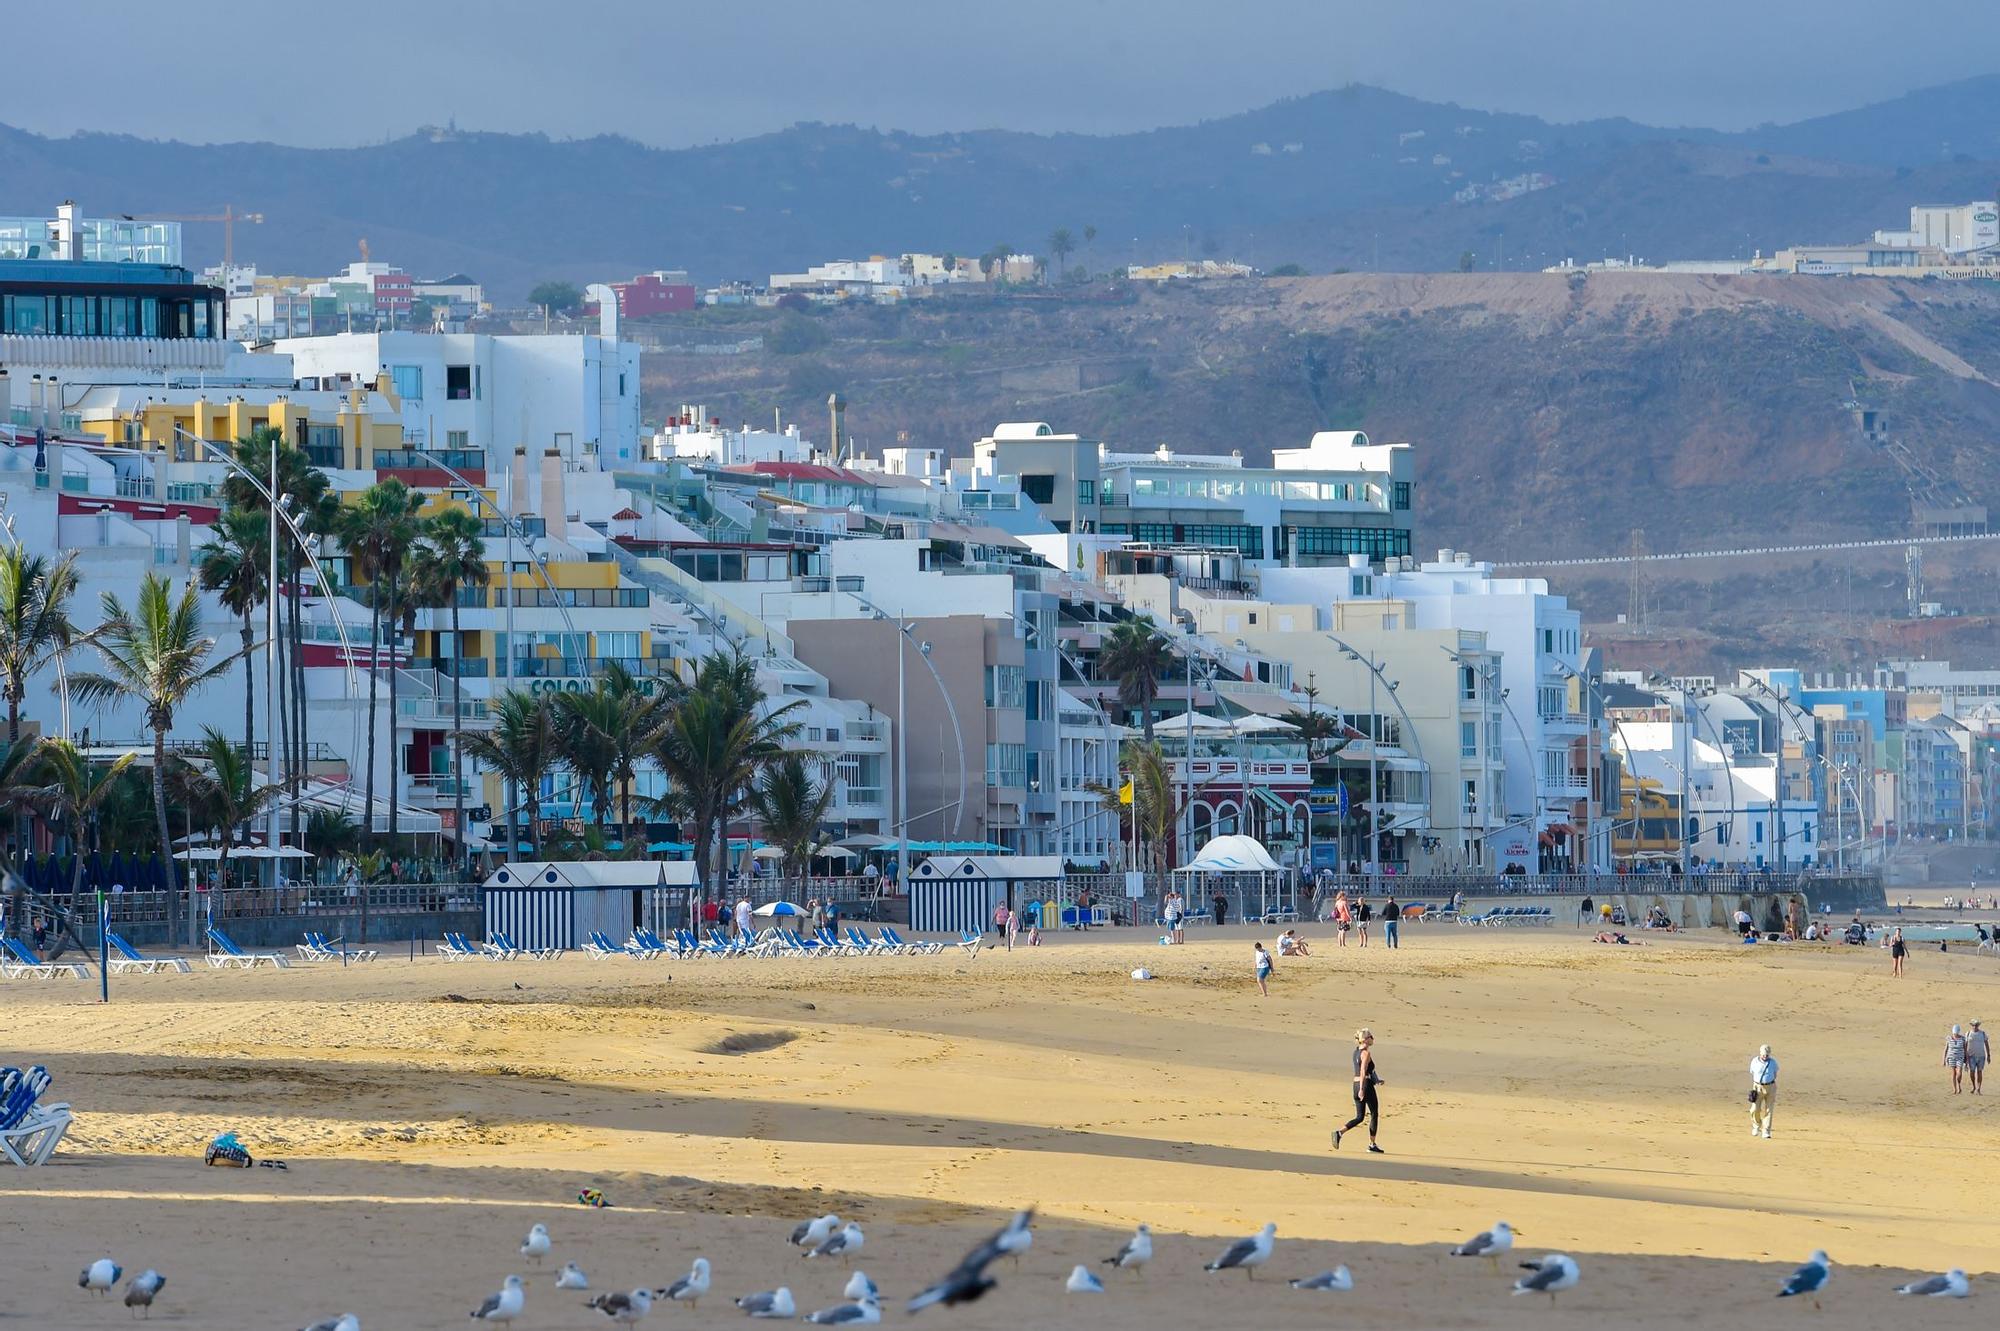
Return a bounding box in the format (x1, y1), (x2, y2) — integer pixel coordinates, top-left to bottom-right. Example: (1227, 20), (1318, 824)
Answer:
(129, 206), (265, 270)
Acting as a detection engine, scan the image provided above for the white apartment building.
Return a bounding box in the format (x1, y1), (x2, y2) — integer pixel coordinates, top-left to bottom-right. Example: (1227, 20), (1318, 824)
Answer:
(272, 330), (644, 470)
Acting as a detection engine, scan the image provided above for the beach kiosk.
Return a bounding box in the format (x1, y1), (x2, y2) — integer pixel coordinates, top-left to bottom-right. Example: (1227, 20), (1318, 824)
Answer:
(909, 855), (1065, 935)
(1173, 834), (1297, 924)
(482, 860), (702, 953)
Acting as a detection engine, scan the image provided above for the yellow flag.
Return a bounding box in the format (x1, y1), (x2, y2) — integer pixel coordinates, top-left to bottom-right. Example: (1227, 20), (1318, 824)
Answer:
(1119, 779), (1135, 806)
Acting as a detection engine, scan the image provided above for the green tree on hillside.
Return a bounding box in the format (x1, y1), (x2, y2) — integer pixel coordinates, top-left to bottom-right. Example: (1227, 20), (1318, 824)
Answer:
(1049, 228), (1075, 278)
(528, 281), (583, 315)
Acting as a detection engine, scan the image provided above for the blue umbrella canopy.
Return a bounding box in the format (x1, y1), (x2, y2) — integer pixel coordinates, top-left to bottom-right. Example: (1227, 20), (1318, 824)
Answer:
(751, 901), (802, 916)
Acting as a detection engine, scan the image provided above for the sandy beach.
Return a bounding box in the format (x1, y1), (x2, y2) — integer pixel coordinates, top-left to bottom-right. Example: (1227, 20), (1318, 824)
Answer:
(4, 921), (1997, 1328)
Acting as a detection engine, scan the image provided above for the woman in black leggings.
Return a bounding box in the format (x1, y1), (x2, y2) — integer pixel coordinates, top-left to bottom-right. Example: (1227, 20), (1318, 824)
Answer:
(1333, 1028), (1384, 1153)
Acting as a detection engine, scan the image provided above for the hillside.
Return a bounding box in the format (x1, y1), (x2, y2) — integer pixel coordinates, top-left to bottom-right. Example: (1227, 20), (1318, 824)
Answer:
(637, 272), (2000, 666)
(3, 78), (1998, 297)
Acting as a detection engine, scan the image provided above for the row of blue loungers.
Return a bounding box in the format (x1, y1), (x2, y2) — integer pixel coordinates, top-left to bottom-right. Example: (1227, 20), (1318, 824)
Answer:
(579, 924), (952, 959)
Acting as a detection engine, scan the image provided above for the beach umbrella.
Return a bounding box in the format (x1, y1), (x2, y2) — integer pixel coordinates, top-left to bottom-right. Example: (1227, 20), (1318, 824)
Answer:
(813, 845), (858, 860)
(752, 901), (802, 917)
(749, 845), (787, 861)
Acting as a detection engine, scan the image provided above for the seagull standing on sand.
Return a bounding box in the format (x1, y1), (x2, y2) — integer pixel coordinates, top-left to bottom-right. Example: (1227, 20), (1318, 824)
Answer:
(1451, 1221), (1516, 1270)
(123, 1270), (165, 1318)
(470, 1274), (527, 1324)
(1895, 1270), (1969, 1298)
(520, 1224), (551, 1265)
(842, 1272), (878, 1302)
(997, 1211), (1033, 1269)
(733, 1286), (795, 1318)
(1205, 1223), (1276, 1278)
(1289, 1266), (1354, 1292)
(1513, 1255), (1580, 1302)
(790, 1214), (841, 1248)
(907, 1210), (1035, 1313)
(80, 1259), (122, 1297)
(1778, 1251), (1832, 1309)
(807, 1222), (865, 1265)
(556, 1262), (591, 1290)
(1103, 1223), (1152, 1275)
(1066, 1265), (1105, 1294)
(299, 1316), (360, 1331)
(661, 1257), (710, 1309)
(801, 1295), (881, 1324)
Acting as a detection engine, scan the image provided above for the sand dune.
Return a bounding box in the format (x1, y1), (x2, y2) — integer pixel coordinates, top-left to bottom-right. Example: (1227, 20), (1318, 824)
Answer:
(3, 924), (1995, 1327)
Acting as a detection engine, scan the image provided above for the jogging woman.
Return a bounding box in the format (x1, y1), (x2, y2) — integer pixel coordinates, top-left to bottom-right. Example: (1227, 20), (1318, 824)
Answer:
(1890, 926), (1907, 977)
(1333, 1028), (1384, 1154)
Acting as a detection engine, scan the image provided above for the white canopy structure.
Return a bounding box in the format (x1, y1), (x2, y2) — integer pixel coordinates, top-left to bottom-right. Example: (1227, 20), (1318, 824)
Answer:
(1173, 834), (1296, 923)
(1178, 834), (1282, 874)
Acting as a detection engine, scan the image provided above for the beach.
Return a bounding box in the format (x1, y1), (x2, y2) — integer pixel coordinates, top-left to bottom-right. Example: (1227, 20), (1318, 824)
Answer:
(3, 922), (1996, 1328)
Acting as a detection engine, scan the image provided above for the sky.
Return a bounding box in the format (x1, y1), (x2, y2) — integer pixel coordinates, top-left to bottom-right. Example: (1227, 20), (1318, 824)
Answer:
(4, 0), (1997, 148)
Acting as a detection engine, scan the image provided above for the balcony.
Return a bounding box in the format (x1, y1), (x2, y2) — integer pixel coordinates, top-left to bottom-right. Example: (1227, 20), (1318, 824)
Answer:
(405, 774), (475, 802)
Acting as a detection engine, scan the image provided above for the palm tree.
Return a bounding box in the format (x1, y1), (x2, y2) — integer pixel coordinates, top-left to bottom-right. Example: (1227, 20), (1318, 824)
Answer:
(1048, 227), (1075, 279)
(197, 507), (269, 758)
(598, 661), (672, 837)
(176, 727), (286, 896)
(420, 506), (489, 859)
(552, 687), (622, 841)
(29, 740), (137, 899)
(0, 547), (83, 744)
(461, 689), (557, 860)
(749, 752), (836, 900)
(647, 648), (802, 901)
(1099, 616), (1173, 739)
(303, 807), (362, 862)
(337, 479), (422, 849)
(0, 736), (49, 934)
(71, 573), (240, 945)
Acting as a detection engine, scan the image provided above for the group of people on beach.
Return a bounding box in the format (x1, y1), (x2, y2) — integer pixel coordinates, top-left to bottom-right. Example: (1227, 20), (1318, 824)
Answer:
(1943, 1020), (1988, 1095)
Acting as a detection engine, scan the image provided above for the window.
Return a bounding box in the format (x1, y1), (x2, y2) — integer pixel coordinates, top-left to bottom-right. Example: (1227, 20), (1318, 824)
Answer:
(984, 664), (1025, 710)
(1537, 685), (1564, 719)
(1463, 780), (1478, 817)
(446, 365), (472, 400)
(1019, 474), (1056, 505)
(1077, 478), (1095, 504)
(1287, 525), (1412, 561)
(595, 632), (640, 660)
(985, 743), (1027, 788)
(1393, 481), (1411, 511)
(474, 365), (482, 400)
(1461, 721), (1478, 758)
(1460, 665), (1478, 700)
(390, 365), (424, 401)
(446, 429), (470, 451)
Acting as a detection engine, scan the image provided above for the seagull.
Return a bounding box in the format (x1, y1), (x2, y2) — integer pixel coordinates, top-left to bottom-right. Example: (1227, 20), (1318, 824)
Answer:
(801, 1295), (880, 1324)
(470, 1274), (528, 1323)
(520, 1224), (551, 1265)
(1066, 1265), (1105, 1293)
(1895, 1269), (1969, 1298)
(733, 1286), (795, 1318)
(842, 1271), (878, 1303)
(80, 1259), (122, 1297)
(1289, 1266), (1354, 1292)
(661, 1257), (710, 1309)
(1103, 1223), (1152, 1274)
(806, 1222), (865, 1265)
(1205, 1223), (1276, 1278)
(907, 1209), (1035, 1313)
(1778, 1250), (1832, 1309)
(1451, 1221), (1517, 1270)
(556, 1262), (591, 1291)
(790, 1213), (841, 1248)
(123, 1269), (166, 1318)
(583, 1288), (653, 1324)
(299, 1316), (360, 1331)
(997, 1211), (1033, 1268)
(1514, 1254), (1580, 1302)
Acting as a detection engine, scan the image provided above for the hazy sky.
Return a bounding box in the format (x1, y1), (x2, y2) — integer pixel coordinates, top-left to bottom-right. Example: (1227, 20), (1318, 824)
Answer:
(6, 0), (1997, 147)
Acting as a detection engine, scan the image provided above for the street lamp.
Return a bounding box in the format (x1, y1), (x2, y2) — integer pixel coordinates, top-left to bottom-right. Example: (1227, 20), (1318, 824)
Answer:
(1322, 632), (1427, 878)
(857, 605), (965, 892)
(1742, 675), (1799, 876)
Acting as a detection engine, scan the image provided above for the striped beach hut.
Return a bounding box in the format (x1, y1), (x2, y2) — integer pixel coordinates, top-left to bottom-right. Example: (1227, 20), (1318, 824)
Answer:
(482, 860), (702, 953)
(909, 855), (1065, 935)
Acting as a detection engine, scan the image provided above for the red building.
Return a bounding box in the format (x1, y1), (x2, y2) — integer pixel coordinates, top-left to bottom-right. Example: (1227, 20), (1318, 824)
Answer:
(593, 271), (696, 318)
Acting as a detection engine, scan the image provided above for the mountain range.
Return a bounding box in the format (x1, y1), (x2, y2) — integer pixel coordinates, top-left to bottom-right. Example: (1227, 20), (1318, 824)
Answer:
(3, 78), (1999, 298)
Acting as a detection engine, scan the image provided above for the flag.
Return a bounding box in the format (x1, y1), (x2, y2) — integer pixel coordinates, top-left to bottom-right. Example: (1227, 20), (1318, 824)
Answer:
(1119, 779), (1135, 806)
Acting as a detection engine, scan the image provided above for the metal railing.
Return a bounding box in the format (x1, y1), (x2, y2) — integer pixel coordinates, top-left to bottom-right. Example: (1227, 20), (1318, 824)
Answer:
(85, 882), (486, 926)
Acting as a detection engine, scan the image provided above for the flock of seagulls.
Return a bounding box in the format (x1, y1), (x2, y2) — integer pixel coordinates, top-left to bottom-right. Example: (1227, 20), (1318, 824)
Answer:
(64, 1214), (1975, 1324)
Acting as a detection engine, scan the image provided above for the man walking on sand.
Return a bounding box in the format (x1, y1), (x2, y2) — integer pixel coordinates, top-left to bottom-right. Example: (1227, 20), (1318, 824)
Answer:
(1383, 894), (1400, 949)
(1749, 1043), (1778, 1139)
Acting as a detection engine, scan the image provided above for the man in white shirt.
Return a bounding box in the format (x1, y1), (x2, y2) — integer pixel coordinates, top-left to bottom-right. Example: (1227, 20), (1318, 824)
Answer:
(1748, 1044), (1778, 1138)
(734, 896), (752, 940)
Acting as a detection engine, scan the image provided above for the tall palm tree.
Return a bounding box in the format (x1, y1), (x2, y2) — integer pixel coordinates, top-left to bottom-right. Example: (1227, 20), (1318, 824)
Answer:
(748, 752), (836, 900)
(1048, 226), (1075, 278)
(177, 727), (286, 897)
(337, 479), (422, 849)
(28, 740), (137, 899)
(1099, 616), (1173, 739)
(598, 660), (672, 837)
(647, 648), (802, 900)
(71, 573), (240, 945)
(552, 687), (622, 841)
(197, 507), (269, 759)
(420, 506), (490, 860)
(0, 547), (83, 744)
(0, 736), (50, 935)
(461, 689), (557, 860)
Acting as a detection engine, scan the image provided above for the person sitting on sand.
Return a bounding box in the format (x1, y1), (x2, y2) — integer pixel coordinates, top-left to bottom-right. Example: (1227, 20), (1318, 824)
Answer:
(1594, 931), (1640, 945)
(1278, 929), (1311, 957)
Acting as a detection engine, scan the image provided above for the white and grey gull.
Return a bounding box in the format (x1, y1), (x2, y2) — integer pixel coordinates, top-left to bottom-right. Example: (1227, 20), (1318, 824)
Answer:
(1895, 1269), (1969, 1298)
(123, 1269), (166, 1318)
(470, 1273), (527, 1324)
(556, 1261), (591, 1290)
(1777, 1250), (1832, 1309)
(1066, 1265), (1105, 1293)
(805, 1222), (865, 1265)
(298, 1317), (361, 1331)
(79, 1259), (121, 1297)
(583, 1287), (654, 1324)
(801, 1294), (881, 1324)
(1513, 1254), (1580, 1302)
(519, 1223), (551, 1265)
(662, 1257), (710, 1309)
(906, 1209), (1035, 1313)
(790, 1213), (841, 1248)
(733, 1285), (796, 1318)
(1290, 1266), (1353, 1292)
(1103, 1222), (1152, 1274)
(1204, 1223), (1276, 1278)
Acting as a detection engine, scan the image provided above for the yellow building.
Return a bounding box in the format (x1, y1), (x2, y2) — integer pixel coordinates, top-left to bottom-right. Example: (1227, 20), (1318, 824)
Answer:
(72, 385), (405, 470)
(1612, 776), (1681, 864)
